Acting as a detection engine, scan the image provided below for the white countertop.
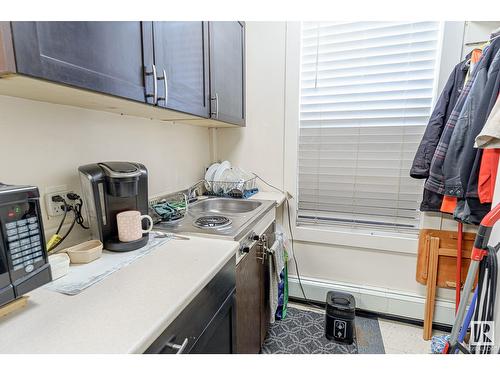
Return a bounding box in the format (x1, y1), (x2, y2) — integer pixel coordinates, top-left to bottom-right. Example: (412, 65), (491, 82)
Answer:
(250, 191), (286, 206)
(0, 236), (238, 354)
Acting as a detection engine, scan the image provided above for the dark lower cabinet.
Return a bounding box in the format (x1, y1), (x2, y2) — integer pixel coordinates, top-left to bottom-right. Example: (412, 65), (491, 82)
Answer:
(209, 21), (245, 126)
(189, 292), (236, 354)
(236, 240), (262, 353)
(145, 258), (236, 354)
(11, 22), (148, 102)
(235, 222), (275, 353)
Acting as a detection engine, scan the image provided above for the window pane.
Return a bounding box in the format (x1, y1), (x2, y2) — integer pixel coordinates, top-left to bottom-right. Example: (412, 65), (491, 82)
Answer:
(297, 21), (440, 232)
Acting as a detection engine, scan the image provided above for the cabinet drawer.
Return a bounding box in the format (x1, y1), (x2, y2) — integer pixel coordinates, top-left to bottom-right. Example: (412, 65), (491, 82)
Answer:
(145, 257), (235, 354)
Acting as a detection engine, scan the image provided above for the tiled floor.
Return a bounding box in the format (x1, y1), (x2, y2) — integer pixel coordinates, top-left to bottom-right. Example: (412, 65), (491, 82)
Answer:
(378, 318), (447, 354)
(288, 302), (447, 354)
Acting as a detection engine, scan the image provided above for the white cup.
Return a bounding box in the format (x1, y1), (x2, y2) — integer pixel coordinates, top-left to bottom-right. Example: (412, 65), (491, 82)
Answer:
(116, 210), (153, 242)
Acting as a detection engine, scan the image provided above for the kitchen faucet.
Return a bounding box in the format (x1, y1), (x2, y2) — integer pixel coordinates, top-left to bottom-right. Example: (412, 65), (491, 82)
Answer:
(187, 179), (206, 201)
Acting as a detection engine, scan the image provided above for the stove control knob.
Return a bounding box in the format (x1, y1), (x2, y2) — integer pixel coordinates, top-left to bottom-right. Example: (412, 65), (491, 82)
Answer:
(252, 235), (260, 241)
(241, 246), (250, 253)
(247, 231), (257, 242)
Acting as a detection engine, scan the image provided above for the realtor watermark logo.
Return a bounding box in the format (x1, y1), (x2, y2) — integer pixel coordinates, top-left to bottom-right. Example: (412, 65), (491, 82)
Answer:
(470, 321), (495, 347)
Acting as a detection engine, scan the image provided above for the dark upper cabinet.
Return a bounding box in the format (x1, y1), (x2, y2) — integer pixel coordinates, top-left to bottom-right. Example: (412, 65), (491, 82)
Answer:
(152, 22), (210, 118)
(11, 22), (148, 102)
(209, 22), (245, 126)
(5, 21), (245, 126)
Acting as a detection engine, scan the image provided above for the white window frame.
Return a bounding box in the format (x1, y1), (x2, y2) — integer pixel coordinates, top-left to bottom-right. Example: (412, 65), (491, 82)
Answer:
(283, 21), (465, 254)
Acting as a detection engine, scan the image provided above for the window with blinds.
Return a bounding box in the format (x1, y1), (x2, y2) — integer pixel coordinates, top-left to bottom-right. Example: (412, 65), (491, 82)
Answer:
(298, 22), (441, 231)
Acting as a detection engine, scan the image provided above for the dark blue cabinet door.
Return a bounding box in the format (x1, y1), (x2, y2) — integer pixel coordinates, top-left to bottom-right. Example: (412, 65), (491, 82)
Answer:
(209, 22), (245, 126)
(152, 22), (209, 117)
(11, 22), (149, 103)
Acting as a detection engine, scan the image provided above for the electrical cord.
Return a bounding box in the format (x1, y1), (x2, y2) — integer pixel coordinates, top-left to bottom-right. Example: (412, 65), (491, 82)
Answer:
(66, 193), (89, 229)
(471, 243), (498, 354)
(285, 198), (324, 310)
(47, 193), (89, 253)
(57, 210), (77, 246)
(74, 198), (89, 229)
(48, 209), (77, 253)
(254, 173), (323, 310)
(55, 200), (68, 235)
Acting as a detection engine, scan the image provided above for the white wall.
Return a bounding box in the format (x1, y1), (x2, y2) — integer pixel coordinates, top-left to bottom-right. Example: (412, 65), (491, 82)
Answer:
(0, 95), (210, 244)
(215, 22), (287, 190)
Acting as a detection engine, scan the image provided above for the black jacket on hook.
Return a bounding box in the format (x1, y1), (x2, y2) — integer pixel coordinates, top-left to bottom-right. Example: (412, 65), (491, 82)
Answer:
(457, 42), (500, 224)
(410, 55), (469, 211)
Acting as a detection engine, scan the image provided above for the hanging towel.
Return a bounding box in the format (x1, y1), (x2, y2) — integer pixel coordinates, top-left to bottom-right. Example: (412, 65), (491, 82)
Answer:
(268, 238), (285, 324)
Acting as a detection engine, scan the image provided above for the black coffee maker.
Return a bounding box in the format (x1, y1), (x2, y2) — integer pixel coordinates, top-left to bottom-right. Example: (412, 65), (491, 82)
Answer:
(78, 162), (149, 252)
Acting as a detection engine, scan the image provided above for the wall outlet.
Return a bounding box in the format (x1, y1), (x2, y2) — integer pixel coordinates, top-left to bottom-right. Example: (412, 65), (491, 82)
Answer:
(45, 185), (73, 218)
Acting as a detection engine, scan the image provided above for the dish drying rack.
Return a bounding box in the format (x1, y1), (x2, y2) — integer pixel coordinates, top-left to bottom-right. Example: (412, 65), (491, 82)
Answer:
(204, 175), (258, 199)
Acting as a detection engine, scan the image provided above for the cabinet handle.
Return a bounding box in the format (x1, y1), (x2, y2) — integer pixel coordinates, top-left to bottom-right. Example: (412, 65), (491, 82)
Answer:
(145, 64), (158, 105)
(211, 93), (219, 119)
(161, 337), (189, 354)
(157, 69), (168, 106)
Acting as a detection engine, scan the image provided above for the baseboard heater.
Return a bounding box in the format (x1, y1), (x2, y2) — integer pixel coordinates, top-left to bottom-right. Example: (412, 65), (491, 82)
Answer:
(287, 276), (456, 326)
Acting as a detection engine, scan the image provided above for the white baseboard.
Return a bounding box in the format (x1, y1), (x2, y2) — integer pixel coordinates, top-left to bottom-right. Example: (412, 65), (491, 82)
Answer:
(288, 276), (456, 325)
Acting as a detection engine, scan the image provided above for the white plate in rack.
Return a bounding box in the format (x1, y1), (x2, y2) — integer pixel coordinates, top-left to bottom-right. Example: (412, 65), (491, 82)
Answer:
(212, 161), (231, 194)
(204, 162), (220, 191)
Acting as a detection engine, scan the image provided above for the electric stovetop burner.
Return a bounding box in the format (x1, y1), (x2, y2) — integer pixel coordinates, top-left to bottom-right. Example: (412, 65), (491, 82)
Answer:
(194, 215), (232, 229)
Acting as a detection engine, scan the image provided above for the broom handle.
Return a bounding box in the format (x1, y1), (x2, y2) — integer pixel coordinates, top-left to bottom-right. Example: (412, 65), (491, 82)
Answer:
(449, 259), (480, 346)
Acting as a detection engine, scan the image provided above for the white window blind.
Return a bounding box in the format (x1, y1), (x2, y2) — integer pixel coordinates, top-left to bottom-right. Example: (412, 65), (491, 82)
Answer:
(298, 22), (441, 231)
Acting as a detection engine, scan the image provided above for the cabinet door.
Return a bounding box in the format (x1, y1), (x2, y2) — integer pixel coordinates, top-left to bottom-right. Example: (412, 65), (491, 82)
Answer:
(190, 291), (236, 354)
(152, 22), (209, 117)
(209, 21), (245, 126)
(144, 258), (235, 354)
(236, 241), (262, 353)
(11, 22), (148, 102)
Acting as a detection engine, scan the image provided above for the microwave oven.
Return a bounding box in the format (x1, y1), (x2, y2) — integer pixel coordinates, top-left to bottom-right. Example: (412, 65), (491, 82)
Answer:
(0, 183), (52, 307)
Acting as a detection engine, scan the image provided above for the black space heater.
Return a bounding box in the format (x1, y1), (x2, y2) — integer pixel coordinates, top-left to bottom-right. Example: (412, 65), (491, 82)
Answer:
(325, 291), (356, 344)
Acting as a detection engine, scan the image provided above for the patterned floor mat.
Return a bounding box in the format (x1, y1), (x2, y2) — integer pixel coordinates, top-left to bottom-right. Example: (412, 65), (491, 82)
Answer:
(261, 306), (385, 354)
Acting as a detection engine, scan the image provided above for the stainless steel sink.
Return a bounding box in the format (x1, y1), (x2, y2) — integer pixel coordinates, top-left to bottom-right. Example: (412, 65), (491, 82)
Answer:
(189, 198), (262, 214)
(153, 197), (274, 241)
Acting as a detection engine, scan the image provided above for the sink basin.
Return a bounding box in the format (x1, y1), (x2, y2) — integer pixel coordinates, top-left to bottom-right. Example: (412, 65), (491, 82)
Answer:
(189, 198), (262, 214)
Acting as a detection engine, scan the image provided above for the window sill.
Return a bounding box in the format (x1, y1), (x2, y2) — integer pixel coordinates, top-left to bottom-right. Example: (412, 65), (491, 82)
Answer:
(293, 224), (419, 255)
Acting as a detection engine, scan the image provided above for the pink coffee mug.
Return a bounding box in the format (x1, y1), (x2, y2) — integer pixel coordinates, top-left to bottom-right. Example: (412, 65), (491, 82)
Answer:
(116, 210), (153, 242)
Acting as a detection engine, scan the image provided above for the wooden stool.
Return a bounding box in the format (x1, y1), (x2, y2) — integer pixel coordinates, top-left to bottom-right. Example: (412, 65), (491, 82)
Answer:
(417, 229), (476, 340)
(423, 237), (440, 340)
(422, 236), (474, 340)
